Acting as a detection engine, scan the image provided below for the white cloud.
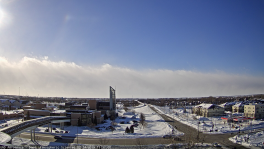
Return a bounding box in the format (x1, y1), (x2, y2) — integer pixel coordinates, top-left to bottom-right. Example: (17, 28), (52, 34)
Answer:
(0, 56), (263, 98)
(0, 8), (12, 29)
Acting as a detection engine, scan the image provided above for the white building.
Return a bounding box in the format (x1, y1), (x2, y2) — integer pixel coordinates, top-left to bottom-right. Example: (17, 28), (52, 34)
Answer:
(193, 103), (225, 117)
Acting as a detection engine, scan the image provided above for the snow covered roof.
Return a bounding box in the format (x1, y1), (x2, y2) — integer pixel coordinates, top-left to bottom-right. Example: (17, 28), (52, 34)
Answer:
(195, 103), (214, 109)
(9, 100), (18, 103)
(233, 102), (244, 107)
(219, 102), (237, 107)
(19, 100), (29, 104)
(0, 99), (9, 103)
(24, 109), (50, 112)
(52, 110), (66, 113)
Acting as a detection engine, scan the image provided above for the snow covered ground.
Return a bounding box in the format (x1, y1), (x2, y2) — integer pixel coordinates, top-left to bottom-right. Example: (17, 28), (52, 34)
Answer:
(11, 137), (217, 149)
(0, 118), (24, 128)
(229, 130), (264, 148)
(152, 105), (264, 134)
(0, 109), (23, 115)
(24, 103), (181, 139)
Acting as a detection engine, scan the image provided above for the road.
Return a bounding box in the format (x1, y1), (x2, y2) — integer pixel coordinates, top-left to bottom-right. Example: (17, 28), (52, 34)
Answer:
(18, 133), (172, 145)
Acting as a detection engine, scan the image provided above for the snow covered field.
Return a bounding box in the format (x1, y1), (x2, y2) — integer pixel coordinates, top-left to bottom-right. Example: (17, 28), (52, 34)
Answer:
(24, 103), (181, 139)
(229, 131), (264, 148)
(152, 105), (264, 134)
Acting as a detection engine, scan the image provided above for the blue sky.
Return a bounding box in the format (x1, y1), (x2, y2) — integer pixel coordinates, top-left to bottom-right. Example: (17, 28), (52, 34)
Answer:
(0, 0), (264, 98)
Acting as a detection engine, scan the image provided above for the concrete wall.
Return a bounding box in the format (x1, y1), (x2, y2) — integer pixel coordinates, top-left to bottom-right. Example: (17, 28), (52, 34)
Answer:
(33, 103), (47, 109)
(24, 109), (50, 117)
(0, 113), (20, 120)
(94, 111), (101, 118)
(88, 100), (97, 110)
(71, 113), (81, 126)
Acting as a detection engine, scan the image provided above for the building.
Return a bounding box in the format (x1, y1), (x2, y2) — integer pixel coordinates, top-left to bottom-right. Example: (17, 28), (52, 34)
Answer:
(24, 109), (51, 118)
(66, 105), (103, 126)
(19, 100), (30, 108)
(0, 112), (21, 120)
(244, 103), (264, 119)
(0, 99), (11, 110)
(9, 100), (22, 109)
(24, 103), (47, 110)
(219, 102), (236, 112)
(110, 86), (116, 111)
(88, 100), (97, 110)
(87, 86), (116, 118)
(65, 102), (74, 110)
(192, 103), (225, 117)
(232, 102), (245, 113)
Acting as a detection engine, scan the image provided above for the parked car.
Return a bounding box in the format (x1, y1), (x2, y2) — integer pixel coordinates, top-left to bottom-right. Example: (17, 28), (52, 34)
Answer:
(212, 143), (221, 147)
(55, 130), (59, 133)
(54, 136), (62, 139)
(52, 128), (56, 130)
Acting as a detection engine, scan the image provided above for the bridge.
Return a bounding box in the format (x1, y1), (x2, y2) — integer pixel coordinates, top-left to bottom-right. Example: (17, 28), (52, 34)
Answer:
(0, 116), (70, 146)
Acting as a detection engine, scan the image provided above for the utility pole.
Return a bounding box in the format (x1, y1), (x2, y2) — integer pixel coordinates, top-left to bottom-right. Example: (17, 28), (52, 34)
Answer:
(77, 126), (78, 145)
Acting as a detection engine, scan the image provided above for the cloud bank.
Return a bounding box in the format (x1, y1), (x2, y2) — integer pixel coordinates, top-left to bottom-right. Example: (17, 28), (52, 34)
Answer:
(0, 57), (263, 98)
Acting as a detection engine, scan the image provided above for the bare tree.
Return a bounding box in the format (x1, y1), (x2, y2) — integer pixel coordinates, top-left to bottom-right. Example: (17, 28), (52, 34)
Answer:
(110, 126), (115, 134)
(139, 113), (147, 129)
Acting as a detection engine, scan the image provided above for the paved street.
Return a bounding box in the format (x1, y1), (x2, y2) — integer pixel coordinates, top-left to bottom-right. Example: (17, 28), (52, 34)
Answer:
(18, 133), (172, 145)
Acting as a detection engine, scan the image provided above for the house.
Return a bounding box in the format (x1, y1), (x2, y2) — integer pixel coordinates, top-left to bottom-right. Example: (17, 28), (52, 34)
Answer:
(244, 103), (264, 119)
(232, 102), (245, 113)
(0, 99), (11, 111)
(9, 100), (21, 109)
(219, 102), (236, 111)
(19, 100), (30, 107)
(192, 103), (225, 117)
